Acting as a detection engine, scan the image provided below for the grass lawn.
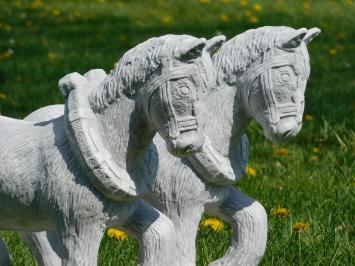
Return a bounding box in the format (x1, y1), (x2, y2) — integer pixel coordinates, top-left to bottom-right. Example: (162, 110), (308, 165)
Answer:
(0, 0), (354, 265)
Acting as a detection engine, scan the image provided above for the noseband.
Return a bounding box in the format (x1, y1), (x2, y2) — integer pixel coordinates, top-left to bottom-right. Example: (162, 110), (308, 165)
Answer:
(240, 51), (306, 126)
(141, 64), (202, 140)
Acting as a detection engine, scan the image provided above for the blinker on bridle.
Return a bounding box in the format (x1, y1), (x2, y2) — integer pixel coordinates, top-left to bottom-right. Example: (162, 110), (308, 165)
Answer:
(140, 64), (202, 140)
(240, 51), (305, 126)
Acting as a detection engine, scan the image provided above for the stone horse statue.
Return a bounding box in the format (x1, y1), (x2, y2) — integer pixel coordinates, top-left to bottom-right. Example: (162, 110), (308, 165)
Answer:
(0, 34), (225, 266)
(2, 26), (320, 265)
(145, 26), (320, 265)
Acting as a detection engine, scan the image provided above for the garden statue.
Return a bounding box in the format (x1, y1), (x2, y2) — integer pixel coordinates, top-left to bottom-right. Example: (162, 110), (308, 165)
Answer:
(0, 26), (320, 266)
(0, 34), (228, 266)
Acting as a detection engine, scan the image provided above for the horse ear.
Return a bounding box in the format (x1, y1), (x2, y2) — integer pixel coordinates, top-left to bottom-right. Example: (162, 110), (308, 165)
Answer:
(304, 27), (321, 44)
(205, 35), (226, 56)
(279, 28), (307, 49)
(175, 38), (207, 61)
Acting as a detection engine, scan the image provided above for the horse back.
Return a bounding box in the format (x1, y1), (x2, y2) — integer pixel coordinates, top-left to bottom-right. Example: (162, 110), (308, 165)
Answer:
(0, 116), (51, 204)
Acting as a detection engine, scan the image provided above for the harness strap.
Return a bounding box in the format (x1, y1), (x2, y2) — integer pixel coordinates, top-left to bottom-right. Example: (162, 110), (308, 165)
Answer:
(140, 65), (201, 139)
(239, 53), (303, 125)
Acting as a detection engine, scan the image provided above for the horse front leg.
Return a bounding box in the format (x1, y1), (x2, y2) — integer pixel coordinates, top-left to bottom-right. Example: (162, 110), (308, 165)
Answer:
(116, 199), (179, 266)
(0, 238), (11, 266)
(20, 231), (61, 266)
(206, 187), (267, 266)
(56, 223), (105, 266)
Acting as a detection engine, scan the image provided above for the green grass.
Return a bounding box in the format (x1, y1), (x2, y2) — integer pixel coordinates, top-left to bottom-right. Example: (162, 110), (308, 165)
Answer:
(0, 0), (354, 265)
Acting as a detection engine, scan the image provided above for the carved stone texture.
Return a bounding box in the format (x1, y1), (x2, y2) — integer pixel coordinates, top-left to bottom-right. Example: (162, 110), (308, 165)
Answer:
(5, 26), (320, 266)
(0, 34), (221, 266)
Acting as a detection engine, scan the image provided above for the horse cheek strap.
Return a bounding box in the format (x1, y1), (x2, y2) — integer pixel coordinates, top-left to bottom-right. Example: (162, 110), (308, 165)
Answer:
(161, 81), (179, 140)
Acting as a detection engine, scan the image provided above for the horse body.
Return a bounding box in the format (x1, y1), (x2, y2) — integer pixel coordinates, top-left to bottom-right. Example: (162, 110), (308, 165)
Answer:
(0, 34), (216, 266)
(0, 116), (53, 231)
(0, 112), (123, 230)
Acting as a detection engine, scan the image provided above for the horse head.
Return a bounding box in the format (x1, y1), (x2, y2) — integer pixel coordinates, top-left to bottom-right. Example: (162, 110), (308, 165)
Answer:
(142, 38), (206, 157)
(214, 26), (320, 143)
(140, 36), (225, 157)
(244, 27), (320, 142)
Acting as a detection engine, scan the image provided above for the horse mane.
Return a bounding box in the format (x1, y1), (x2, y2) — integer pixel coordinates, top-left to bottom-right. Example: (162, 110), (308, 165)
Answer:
(90, 35), (196, 112)
(213, 26), (310, 85)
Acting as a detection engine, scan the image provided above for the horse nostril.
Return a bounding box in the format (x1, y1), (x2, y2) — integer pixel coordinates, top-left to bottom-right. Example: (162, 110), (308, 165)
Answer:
(282, 129), (293, 138)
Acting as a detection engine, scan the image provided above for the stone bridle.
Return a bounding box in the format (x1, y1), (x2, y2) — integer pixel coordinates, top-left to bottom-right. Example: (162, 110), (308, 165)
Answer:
(140, 63), (203, 140)
(240, 51), (306, 131)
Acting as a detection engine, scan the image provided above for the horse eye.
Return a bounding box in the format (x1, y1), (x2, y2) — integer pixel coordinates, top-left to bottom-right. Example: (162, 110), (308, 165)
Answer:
(280, 72), (291, 83)
(177, 86), (190, 96)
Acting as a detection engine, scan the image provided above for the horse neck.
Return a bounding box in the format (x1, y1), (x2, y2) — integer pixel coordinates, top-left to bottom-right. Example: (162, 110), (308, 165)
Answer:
(95, 98), (155, 169)
(203, 83), (250, 156)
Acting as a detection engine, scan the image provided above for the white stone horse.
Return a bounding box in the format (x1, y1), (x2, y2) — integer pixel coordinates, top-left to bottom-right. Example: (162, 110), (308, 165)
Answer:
(145, 26), (320, 265)
(0, 34), (221, 266)
(3, 26), (320, 266)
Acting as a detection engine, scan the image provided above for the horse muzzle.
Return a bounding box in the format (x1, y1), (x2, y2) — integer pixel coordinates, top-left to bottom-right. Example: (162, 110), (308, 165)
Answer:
(166, 130), (205, 157)
(265, 117), (301, 143)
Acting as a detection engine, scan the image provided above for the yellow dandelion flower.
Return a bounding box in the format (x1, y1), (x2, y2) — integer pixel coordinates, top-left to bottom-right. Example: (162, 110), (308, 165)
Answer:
(220, 14), (230, 22)
(30, 0), (42, 9)
(161, 16), (173, 25)
(199, 0), (210, 3)
(274, 161), (283, 168)
(312, 147), (320, 153)
(117, 1), (125, 8)
(292, 222), (310, 232)
(118, 35), (127, 42)
(0, 49), (14, 60)
(48, 52), (59, 60)
(246, 166), (257, 177)
(249, 15), (259, 24)
(304, 114), (314, 121)
(336, 32), (347, 40)
(347, 0), (352, 5)
(311, 155), (319, 161)
(329, 48), (337, 56)
(107, 228), (128, 240)
(319, 21), (328, 30)
(272, 207), (289, 217)
(303, 2), (310, 12)
(0, 92), (7, 100)
(244, 10), (251, 17)
(253, 3), (262, 12)
(240, 0), (248, 7)
(0, 23), (12, 32)
(274, 147), (288, 156)
(51, 9), (61, 17)
(201, 218), (224, 232)
(74, 11), (81, 17)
